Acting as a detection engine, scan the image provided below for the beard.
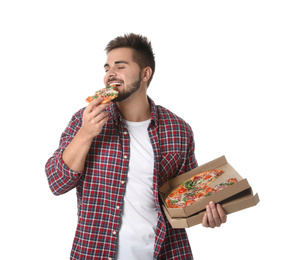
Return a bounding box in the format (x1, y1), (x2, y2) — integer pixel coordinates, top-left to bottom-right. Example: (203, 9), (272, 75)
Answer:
(112, 73), (142, 102)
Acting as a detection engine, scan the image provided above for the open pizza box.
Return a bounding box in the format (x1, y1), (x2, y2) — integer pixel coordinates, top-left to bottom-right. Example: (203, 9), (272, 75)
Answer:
(159, 155), (260, 219)
(162, 187), (260, 228)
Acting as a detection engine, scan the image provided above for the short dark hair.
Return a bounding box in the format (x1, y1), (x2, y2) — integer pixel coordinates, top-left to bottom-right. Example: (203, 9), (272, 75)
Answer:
(105, 33), (155, 86)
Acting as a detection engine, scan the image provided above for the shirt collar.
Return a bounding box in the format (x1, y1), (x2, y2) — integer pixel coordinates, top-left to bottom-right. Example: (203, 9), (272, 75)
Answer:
(148, 96), (159, 127)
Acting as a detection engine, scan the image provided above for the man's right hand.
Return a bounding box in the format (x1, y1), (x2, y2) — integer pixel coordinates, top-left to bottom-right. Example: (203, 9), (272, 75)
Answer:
(62, 98), (111, 172)
(80, 98), (111, 139)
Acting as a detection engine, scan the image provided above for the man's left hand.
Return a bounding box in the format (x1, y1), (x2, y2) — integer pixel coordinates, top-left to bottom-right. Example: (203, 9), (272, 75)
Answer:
(202, 201), (227, 228)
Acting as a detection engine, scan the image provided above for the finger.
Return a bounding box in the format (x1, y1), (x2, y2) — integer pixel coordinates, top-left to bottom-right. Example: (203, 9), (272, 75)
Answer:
(85, 97), (104, 113)
(202, 212), (209, 227)
(90, 112), (109, 134)
(96, 114), (109, 129)
(209, 201), (222, 227)
(206, 205), (215, 228)
(93, 111), (109, 124)
(90, 102), (111, 117)
(217, 204), (227, 223)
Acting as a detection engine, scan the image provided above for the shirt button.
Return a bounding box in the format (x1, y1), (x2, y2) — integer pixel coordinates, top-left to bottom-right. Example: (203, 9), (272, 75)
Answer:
(108, 258), (113, 260)
(116, 205), (120, 209)
(113, 231), (117, 235)
(123, 155), (128, 159)
(123, 131), (128, 135)
(121, 181), (125, 184)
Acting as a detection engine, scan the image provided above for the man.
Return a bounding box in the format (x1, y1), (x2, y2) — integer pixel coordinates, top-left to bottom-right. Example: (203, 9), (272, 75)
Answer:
(45, 33), (227, 260)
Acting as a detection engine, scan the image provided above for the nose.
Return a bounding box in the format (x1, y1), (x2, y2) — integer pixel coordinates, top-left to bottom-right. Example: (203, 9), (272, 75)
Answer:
(104, 69), (116, 85)
(106, 68), (117, 79)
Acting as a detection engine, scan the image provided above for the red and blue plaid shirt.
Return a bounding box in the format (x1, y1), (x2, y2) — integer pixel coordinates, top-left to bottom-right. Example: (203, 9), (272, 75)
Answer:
(45, 97), (198, 260)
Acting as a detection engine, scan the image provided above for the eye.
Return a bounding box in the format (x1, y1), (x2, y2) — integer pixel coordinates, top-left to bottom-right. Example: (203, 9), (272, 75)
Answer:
(118, 66), (125, 69)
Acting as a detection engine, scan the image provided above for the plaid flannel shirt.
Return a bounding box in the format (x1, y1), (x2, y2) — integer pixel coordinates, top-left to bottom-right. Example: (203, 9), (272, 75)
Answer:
(45, 97), (198, 260)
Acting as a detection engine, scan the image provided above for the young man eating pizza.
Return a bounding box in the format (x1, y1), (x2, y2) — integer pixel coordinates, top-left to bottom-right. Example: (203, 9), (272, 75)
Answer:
(45, 33), (227, 260)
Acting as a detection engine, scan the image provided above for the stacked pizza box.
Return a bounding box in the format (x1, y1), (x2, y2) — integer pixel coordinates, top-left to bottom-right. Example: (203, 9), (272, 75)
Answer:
(159, 156), (260, 228)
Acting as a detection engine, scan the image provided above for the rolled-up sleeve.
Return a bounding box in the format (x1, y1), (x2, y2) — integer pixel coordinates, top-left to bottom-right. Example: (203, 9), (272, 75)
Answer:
(45, 109), (84, 195)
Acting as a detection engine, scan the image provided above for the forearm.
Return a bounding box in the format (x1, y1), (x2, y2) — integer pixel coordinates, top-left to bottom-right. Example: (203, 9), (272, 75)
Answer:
(45, 130), (94, 195)
(45, 110), (88, 195)
(45, 98), (109, 195)
(45, 130), (92, 195)
(62, 128), (94, 172)
(62, 99), (109, 172)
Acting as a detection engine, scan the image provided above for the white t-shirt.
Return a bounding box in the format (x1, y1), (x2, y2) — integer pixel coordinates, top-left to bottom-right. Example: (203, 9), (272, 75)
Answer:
(116, 119), (158, 260)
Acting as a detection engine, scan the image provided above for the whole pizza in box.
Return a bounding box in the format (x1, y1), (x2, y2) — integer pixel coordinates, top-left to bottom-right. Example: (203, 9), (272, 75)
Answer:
(165, 169), (238, 208)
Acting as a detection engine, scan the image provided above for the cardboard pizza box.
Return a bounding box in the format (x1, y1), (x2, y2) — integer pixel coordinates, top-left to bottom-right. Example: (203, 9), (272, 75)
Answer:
(162, 187), (260, 228)
(159, 155), (258, 218)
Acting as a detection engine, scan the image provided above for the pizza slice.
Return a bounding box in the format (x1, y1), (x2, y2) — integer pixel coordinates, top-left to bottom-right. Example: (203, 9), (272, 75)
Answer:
(165, 169), (224, 208)
(166, 177), (238, 208)
(212, 178), (237, 193)
(86, 83), (119, 104)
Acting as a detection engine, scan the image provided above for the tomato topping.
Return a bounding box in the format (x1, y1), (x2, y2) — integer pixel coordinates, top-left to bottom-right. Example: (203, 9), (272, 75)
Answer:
(201, 185), (207, 190)
(229, 178), (237, 184)
(196, 193), (203, 198)
(186, 200), (194, 206)
(205, 187), (213, 193)
(204, 174), (211, 180)
(178, 187), (187, 194)
(86, 96), (94, 103)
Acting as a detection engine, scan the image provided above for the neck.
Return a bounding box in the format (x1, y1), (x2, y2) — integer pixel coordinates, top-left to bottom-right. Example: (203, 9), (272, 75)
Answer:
(116, 91), (151, 122)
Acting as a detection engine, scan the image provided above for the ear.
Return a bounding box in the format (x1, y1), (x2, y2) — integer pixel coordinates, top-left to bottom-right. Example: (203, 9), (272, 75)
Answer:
(142, 67), (153, 83)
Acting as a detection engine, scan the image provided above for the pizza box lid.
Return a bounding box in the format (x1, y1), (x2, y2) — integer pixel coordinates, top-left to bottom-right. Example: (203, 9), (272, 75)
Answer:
(159, 155), (253, 218)
(162, 187), (260, 228)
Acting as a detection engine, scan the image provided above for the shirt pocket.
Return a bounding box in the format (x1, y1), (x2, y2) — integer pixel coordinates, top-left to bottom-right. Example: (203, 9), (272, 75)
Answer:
(158, 153), (182, 186)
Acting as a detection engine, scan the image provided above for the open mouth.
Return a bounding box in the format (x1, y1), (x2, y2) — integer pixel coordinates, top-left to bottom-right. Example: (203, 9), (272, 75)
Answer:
(108, 82), (123, 87)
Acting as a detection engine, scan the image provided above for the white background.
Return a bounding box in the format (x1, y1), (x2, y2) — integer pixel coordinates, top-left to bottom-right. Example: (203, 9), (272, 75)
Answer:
(1, 1), (296, 259)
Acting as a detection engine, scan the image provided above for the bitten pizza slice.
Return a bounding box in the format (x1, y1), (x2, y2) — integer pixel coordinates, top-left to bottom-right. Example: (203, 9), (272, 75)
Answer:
(86, 83), (119, 104)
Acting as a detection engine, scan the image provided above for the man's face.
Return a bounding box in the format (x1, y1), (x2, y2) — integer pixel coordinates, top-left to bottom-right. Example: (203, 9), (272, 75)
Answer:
(104, 47), (142, 102)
